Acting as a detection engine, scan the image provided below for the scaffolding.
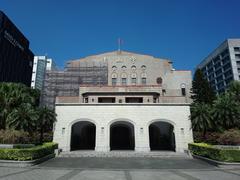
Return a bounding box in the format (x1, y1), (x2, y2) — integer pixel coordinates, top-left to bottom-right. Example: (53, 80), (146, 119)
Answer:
(41, 64), (108, 109)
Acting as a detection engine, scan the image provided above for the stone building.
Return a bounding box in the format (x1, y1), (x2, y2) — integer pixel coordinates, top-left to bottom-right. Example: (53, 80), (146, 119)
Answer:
(53, 51), (193, 153)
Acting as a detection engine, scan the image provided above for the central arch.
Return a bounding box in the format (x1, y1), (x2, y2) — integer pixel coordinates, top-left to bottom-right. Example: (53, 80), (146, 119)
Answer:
(70, 121), (96, 151)
(110, 121), (135, 150)
(149, 121), (175, 151)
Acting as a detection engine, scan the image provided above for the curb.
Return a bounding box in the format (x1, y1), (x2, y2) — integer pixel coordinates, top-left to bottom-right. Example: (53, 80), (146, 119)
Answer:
(192, 154), (240, 169)
(0, 153), (55, 167)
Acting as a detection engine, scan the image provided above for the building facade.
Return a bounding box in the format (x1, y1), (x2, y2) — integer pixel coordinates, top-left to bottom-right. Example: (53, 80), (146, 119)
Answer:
(53, 51), (193, 153)
(31, 56), (57, 90)
(197, 39), (240, 93)
(0, 11), (34, 86)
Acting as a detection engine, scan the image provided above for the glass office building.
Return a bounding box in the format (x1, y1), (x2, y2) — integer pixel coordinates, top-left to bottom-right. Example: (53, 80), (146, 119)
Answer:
(197, 39), (240, 93)
(0, 11), (34, 86)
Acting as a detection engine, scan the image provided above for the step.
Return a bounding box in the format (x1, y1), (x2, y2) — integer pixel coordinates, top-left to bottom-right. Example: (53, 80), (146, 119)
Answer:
(58, 151), (189, 158)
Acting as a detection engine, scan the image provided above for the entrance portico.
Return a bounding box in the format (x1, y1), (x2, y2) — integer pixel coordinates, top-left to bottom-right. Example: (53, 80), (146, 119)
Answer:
(53, 103), (193, 153)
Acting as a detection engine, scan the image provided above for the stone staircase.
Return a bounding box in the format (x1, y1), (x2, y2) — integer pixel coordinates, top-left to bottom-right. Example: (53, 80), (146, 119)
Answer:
(58, 150), (190, 158)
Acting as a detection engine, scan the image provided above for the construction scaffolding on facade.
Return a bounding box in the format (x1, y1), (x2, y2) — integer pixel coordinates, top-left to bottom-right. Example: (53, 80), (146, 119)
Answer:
(41, 62), (108, 109)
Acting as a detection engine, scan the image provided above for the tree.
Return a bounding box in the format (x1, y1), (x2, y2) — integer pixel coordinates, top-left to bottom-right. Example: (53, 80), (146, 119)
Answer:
(228, 81), (240, 103)
(0, 82), (40, 129)
(190, 103), (214, 136)
(6, 103), (39, 133)
(191, 69), (216, 104)
(212, 93), (240, 130)
(37, 106), (57, 143)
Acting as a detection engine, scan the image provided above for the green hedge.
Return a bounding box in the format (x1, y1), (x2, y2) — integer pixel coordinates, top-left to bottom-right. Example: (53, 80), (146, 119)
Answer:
(188, 143), (240, 162)
(0, 142), (58, 161)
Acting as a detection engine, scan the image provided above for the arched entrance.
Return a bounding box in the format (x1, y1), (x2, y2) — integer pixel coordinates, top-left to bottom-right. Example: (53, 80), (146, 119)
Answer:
(71, 121), (96, 151)
(149, 121), (175, 151)
(110, 121), (135, 150)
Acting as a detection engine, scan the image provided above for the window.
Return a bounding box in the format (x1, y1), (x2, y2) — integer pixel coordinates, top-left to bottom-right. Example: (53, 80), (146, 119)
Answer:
(221, 49), (229, 58)
(224, 70), (232, 78)
(223, 63), (231, 71)
(181, 88), (186, 96)
(119, 99), (122, 103)
(238, 68), (240, 74)
(92, 98), (94, 102)
(162, 89), (166, 95)
(235, 54), (240, 59)
(98, 97), (116, 103)
(131, 65), (136, 71)
(215, 69), (222, 76)
(234, 47), (240, 52)
(125, 97), (143, 103)
(156, 77), (162, 84)
(141, 65), (146, 70)
(121, 66), (127, 70)
(141, 78), (146, 85)
(121, 78), (127, 85)
(131, 78), (137, 85)
(112, 78), (117, 86)
(181, 84), (186, 96)
(85, 98), (88, 103)
(153, 98), (157, 103)
(112, 66), (117, 71)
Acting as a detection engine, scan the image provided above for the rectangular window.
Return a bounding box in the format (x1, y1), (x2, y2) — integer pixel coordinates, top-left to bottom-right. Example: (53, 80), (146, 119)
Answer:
(98, 97), (116, 103)
(131, 78), (137, 85)
(112, 78), (117, 86)
(125, 97), (143, 103)
(235, 54), (240, 59)
(215, 69), (222, 76)
(238, 68), (240, 74)
(121, 78), (127, 86)
(141, 78), (146, 85)
(234, 47), (240, 52)
(221, 49), (229, 58)
(181, 88), (186, 96)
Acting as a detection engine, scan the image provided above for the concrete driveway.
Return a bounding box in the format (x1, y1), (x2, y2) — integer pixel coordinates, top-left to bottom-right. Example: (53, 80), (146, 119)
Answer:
(0, 157), (239, 180)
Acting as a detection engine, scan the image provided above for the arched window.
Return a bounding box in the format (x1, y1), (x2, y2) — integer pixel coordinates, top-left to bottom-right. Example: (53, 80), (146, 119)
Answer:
(141, 65), (146, 70)
(131, 65), (136, 71)
(156, 77), (162, 84)
(112, 66), (117, 71)
(121, 65), (127, 70)
(181, 84), (186, 96)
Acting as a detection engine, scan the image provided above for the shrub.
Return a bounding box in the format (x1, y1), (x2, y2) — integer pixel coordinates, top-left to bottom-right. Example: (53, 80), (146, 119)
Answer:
(189, 143), (240, 162)
(0, 129), (31, 144)
(217, 129), (240, 145)
(0, 129), (53, 144)
(193, 131), (221, 144)
(0, 142), (58, 161)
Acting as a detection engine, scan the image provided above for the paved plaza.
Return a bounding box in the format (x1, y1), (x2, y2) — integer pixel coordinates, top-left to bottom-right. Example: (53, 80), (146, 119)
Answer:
(0, 156), (240, 180)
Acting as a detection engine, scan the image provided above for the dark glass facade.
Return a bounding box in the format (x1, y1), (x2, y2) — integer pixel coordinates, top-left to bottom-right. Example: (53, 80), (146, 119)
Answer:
(0, 11), (33, 86)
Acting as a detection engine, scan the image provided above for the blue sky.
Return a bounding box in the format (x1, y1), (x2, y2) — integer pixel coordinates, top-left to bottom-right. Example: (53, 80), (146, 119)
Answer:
(1, 0), (240, 71)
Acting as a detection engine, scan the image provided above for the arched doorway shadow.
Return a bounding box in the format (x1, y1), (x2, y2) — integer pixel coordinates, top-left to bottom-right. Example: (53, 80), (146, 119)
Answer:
(110, 121), (135, 150)
(149, 121), (175, 151)
(71, 121), (96, 151)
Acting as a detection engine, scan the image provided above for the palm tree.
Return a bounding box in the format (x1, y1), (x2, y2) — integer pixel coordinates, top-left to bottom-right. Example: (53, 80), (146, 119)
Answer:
(6, 103), (39, 133)
(0, 82), (38, 129)
(212, 93), (240, 130)
(37, 106), (57, 143)
(228, 81), (240, 103)
(190, 103), (213, 137)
